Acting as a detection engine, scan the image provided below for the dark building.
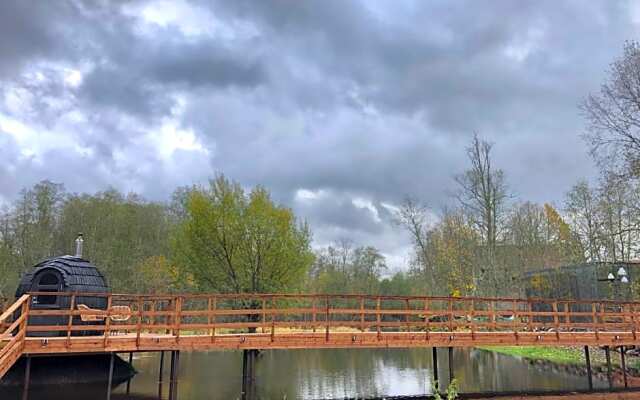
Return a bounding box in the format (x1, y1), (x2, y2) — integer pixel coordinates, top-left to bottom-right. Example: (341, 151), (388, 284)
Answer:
(522, 261), (640, 301)
(14, 236), (110, 336)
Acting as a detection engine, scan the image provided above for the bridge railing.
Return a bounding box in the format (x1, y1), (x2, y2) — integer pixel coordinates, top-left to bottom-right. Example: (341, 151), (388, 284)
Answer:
(0, 294), (30, 378)
(20, 292), (640, 341)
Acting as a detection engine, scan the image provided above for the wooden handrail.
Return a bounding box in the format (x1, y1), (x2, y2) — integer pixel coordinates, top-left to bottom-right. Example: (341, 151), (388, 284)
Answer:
(0, 295), (30, 380)
(3, 292), (640, 361)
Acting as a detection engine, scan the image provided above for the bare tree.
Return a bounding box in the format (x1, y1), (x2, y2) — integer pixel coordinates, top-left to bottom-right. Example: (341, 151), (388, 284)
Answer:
(396, 198), (436, 289)
(565, 180), (602, 261)
(455, 135), (509, 252)
(582, 41), (640, 177)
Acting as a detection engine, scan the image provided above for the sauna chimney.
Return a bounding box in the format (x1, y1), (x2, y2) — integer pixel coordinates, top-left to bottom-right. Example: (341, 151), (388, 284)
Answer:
(75, 233), (84, 258)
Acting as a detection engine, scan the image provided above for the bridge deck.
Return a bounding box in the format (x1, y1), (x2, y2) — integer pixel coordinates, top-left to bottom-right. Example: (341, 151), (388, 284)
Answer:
(3, 292), (640, 379)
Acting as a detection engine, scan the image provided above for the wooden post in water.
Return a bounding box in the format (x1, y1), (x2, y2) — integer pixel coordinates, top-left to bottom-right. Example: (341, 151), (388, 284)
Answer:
(241, 350), (248, 399)
(432, 347), (439, 387)
(448, 347), (454, 384)
(584, 346), (593, 391)
(169, 350), (180, 400)
(158, 351), (165, 399)
(159, 351), (165, 382)
(126, 352), (133, 394)
(241, 349), (257, 400)
(21, 356), (31, 400)
(106, 352), (115, 400)
(605, 346), (613, 390)
(620, 346), (628, 388)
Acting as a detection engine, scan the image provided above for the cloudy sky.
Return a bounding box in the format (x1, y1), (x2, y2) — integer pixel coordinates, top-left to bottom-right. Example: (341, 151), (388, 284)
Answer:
(0, 0), (638, 269)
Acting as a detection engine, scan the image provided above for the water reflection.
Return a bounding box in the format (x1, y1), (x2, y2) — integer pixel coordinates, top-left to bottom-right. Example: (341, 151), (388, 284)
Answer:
(2, 348), (607, 400)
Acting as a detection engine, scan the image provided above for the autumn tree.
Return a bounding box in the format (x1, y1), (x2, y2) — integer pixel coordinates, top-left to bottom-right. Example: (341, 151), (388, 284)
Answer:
(171, 175), (314, 294)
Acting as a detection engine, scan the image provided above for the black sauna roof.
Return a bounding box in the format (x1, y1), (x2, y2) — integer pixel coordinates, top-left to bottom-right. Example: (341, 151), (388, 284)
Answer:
(15, 255), (110, 297)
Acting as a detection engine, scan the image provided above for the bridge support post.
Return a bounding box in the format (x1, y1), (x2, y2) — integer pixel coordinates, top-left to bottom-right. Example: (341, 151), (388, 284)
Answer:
(448, 347), (454, 384)
(106, 352), (115, 400)
(158, 351), (166, 399)
(605, 346), (613, 390)
(21, 356), (31, 400)
(169, 350), (180, 400)
(126, 352), (133, 394)
(620, 346), (628, 388)
(584, 346), (593, 391)
(432, 347), (439, 388)
(242, 349), (258, 400)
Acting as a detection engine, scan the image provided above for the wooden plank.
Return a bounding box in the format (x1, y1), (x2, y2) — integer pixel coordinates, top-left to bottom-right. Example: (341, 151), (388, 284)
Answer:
(0, 295), (29, 324)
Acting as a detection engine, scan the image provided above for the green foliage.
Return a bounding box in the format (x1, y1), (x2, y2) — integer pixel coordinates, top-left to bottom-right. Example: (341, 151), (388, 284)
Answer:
(171, 175), (314, 294)
(433, 379), (459, 400)
(478, 346), (586, 366)
(308, 241), (387, 294)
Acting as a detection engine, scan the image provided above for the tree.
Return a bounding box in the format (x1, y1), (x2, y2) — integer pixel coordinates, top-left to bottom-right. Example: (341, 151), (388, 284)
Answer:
(56, 189), (171, 291)
(582, 41), (640, 177)
(397, 198), (435, 288)
(454, 134), (510, 291)
(308, 243), (387, 295)
(596, 173), (639, 261)
(565, 180), (602, 261)
(171, 175), (314, 294)
(13, 180), (65, 269)
(425, 210), (479, 296)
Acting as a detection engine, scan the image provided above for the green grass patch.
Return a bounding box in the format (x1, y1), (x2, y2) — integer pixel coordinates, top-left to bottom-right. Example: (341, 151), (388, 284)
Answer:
(477, 346), (586, 366)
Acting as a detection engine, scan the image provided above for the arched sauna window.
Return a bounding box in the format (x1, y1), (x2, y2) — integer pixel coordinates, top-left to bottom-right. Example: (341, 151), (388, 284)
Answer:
(32, 270), (62, 306)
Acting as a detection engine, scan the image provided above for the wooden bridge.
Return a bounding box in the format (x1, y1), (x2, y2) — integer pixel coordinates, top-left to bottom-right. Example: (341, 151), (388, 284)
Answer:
(2, 292), (640, 383)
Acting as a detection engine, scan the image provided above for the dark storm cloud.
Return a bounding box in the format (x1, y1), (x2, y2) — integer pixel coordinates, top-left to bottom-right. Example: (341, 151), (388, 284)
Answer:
(0, 0), (637, 265)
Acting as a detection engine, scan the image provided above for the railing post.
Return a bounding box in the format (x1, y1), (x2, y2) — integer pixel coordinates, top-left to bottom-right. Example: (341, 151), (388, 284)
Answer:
(174, 296), (182, 343)
(312, 297), (317, 333)
(66, 294), (76, 348)
(405, 299), (411, 332)
(103, 295), (112, 348)
(489, 300), (496, 331)
(592, 302), (599, 341)
(526, 301), (533, 332)
(621, 346), (628, 388)
(270, 296), (276, 342)
(376, 297), (381, 340)
(210, 296), (217, 343)
(136, 297), (143, 348)
(360, 297), (365, 332)
(261, 298), (266, 334)
(448, 298), (453, 334)
(552, 301), (560, 341)
(470, 299), (475, 339)
(424, 298), (430, 341)
(19, 296), (30, 350)
(325, 296), (330, 342)
(512, 300), (518, 340)
(632, 303), (638, 341)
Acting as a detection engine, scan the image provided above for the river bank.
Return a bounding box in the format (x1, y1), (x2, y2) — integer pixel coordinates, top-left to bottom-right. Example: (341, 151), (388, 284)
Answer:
(478, 346), (640, 387)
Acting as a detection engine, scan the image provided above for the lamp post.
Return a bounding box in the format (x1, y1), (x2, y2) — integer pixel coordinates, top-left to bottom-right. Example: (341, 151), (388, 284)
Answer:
(598, 266), (630, 301)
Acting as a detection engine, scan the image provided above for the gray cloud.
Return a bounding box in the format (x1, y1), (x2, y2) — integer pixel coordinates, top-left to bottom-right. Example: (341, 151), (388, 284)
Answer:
(0, 0), (635, 266)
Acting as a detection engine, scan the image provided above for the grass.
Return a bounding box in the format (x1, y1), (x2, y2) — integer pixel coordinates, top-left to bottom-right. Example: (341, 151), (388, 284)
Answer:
(477, 345), (588, 366)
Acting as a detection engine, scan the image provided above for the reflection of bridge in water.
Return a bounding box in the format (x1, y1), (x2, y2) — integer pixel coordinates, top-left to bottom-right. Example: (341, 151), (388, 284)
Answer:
(2, 292), (640, 398)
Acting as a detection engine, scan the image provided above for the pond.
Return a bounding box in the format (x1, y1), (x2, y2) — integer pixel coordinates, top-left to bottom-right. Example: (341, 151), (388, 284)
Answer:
(3, 348), (607, 400)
